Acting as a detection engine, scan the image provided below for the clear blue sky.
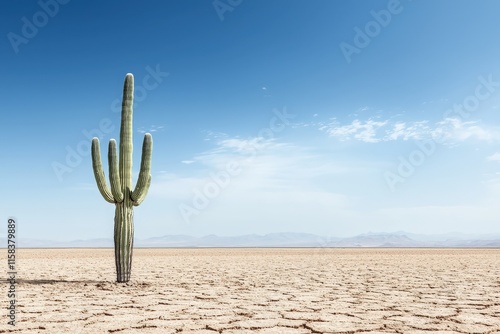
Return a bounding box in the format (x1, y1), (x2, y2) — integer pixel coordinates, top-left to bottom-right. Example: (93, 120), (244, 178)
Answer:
(1, 0), (500, 241)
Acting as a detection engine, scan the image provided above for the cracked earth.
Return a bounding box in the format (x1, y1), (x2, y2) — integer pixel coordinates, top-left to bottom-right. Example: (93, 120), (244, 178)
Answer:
(1, 248), (499, 333)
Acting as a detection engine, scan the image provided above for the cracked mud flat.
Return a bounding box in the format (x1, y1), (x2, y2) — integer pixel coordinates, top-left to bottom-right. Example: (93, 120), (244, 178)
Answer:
(1, 248), (499, 333)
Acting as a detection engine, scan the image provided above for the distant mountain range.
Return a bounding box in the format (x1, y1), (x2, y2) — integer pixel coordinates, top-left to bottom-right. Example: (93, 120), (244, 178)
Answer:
(9, 231), (500, 248)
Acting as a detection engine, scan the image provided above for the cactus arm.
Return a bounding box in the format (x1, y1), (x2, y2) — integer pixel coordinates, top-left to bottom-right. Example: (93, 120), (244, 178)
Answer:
(132, 175), (151, 207)
(120, 73), (134, 192)
(108, 139), (124, 203)
(91, 138), (115, 203)
(131, 133), (152, 205)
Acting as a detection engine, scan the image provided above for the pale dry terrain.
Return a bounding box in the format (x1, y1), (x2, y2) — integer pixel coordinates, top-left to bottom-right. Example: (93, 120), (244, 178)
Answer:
(1, 248), (500, 333)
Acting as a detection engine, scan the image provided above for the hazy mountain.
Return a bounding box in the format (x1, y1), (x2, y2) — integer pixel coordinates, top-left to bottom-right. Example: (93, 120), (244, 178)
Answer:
(15, 238), (114, 248)
(397, 231), (500, 242)
(7, 231), (500, 248)
(137, 232), (326, 247)
(333, 233), (422, 247)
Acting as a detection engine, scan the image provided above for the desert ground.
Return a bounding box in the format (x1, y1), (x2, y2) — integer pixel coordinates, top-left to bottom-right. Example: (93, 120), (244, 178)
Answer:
(1, 248), (499, 333)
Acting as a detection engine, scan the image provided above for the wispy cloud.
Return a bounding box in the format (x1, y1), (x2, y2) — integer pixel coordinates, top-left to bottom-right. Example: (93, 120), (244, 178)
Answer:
(487, 152), (500, 162)
(319, 117), (500, 144)
(261, 86), (272, 97)
(148, 134), (358, 232)
(142, 127), (500, 235)
(138, 124), (165, 134)
(202, 130), (228, 141)
(324, 119), (388, 143)
(434, 118), (495, 142)
(150, 135), (351, 200)
(385, 121), (430, 141)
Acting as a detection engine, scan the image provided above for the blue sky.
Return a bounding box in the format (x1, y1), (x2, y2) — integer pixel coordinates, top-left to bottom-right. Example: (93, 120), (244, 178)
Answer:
(1, 0), (500, 241)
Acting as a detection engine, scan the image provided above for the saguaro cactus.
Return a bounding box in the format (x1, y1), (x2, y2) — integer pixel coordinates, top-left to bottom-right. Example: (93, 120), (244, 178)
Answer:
(91, 73), (153, 283)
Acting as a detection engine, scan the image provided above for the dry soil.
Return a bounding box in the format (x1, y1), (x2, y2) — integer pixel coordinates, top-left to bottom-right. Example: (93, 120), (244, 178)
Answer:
(1, 248), (499, 333)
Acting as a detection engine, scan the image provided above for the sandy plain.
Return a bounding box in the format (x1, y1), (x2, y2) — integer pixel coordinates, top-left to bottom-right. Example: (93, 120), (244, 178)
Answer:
(1, 248), (499, 333)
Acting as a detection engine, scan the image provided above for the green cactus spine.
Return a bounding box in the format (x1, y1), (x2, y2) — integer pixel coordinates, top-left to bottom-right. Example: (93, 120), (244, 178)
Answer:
(91, 73), (153, 283)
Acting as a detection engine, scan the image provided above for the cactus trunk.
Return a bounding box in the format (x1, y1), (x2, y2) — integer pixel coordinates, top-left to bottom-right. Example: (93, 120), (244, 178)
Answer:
(91, 73), (153, 283)
(114, 200), (134, 282)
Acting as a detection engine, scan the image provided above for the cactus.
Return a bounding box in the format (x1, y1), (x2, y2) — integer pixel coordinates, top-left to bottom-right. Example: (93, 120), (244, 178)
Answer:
(91, 73), (153, 283)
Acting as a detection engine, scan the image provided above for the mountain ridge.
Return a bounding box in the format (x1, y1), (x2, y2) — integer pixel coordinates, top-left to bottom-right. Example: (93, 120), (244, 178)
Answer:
(6, 231), (500, 248)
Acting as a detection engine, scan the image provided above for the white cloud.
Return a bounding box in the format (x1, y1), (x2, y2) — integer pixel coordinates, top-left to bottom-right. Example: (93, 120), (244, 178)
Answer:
(487, 152), (500, 162)
(138, 124), (165, 134)
(321, 117), (500, 144)
(433, 118), (495, 142)
(141, 111), (500, 236)
(148, 136), (354, 230)
(385, 121), (430, 141)
(202, 130), (228, 141)
(141, 129), (500, 236)
(326, 119), (388, 143)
